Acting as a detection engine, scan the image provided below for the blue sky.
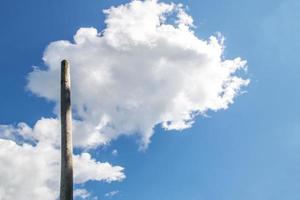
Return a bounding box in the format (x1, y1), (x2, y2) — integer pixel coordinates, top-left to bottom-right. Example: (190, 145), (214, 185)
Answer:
(0, 0), (300, 200)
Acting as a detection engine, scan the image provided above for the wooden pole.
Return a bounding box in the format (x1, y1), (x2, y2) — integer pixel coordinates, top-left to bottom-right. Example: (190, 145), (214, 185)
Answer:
(60, 60), (73, 200)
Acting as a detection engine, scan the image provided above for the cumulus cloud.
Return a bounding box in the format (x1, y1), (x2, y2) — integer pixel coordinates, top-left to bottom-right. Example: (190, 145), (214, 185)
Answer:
(0, 139), (59, 200)
(75, 153), (125, 183)
(0, 119), (125, 200)
(0, 0), (248, 199)
(28, 0), (249, 149)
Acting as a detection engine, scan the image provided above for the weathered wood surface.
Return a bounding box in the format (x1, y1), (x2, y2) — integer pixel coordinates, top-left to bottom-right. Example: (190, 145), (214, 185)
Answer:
(60, 60), (73, 200)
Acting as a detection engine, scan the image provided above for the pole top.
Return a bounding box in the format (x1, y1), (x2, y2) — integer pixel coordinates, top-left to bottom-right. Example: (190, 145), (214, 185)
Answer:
(61, 59), (69, 66)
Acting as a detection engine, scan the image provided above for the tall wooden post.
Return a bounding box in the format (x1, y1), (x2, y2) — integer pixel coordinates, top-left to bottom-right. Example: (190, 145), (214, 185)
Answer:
(60, 60), (73, 200)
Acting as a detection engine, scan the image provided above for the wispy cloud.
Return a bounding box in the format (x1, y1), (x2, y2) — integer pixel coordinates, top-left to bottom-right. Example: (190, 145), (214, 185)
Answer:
(105, 190), (119, 197)
(112, 149), (118, 156)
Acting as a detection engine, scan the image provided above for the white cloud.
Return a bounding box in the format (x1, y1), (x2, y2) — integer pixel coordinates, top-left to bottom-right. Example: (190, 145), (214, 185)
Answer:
(112, 149), (118, 156)
(74, 153), (125, 183)
(27, 0), (249, 149)
(0, 139), (59, 200)
(74, 189), (91, 199)
(105, 190), (119, 197)
(0, 119), (125, 200)
(0, 0), (248, 199)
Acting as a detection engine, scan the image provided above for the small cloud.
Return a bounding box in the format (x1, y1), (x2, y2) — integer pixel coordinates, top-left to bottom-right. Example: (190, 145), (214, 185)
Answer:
(105, 190), (119, 198)
(112, 149), (118, 156)
(74, 189), (90, 199)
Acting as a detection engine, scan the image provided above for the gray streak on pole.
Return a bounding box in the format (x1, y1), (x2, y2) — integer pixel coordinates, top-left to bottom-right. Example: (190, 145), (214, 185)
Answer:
(60, 60), (73, 200)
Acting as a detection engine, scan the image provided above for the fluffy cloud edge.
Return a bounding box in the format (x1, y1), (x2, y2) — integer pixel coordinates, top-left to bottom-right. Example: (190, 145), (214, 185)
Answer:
(27, 0), (249, 150)
(0, 119), (125, 200)
(0, 0), (250, 199)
